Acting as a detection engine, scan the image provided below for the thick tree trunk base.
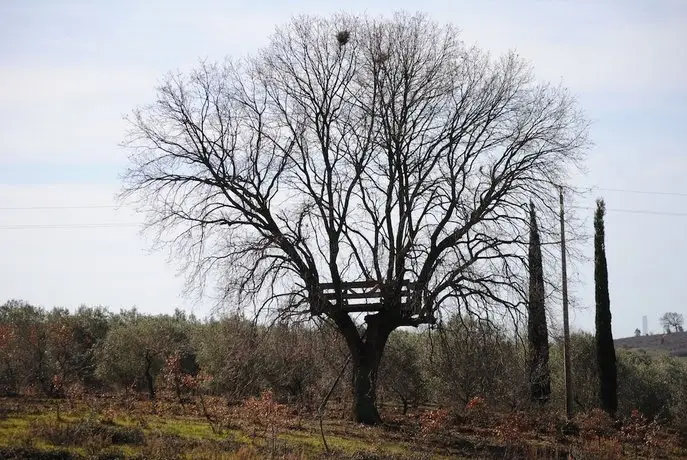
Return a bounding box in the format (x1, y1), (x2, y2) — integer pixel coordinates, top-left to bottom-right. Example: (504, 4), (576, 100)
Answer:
(351, 355), (385, 425)
(353, 392), (381, 425)
(336, 308), (395, 426)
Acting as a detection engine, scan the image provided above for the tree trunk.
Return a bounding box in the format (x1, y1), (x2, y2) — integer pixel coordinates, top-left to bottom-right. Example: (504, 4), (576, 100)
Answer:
(145, 370), (155, 400)
(174, 376), (186, 408)
(144, 352), (155, 400)
(348, 316), (393, 425)
(328, 303), (399, 425)
(352, 357), (381, 424)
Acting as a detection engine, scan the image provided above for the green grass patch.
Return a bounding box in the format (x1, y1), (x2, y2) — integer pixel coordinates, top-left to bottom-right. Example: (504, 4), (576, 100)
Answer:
(0, 417), (32, 444)
(148, 417), (218, 439)
(25, 417), (145, 455)
(276, 422), (434, 458)
(281, 429), (376, 451)
(146, 416), (250, 443)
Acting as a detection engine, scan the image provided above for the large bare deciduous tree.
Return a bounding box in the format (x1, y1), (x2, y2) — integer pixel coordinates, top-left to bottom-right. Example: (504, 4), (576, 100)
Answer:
(122, 12), (588, 424)
(660, 312), (684, 333)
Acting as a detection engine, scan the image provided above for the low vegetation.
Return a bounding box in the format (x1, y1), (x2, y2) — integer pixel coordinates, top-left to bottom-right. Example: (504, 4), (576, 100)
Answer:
(1, 392), (685, 459)
(1, 300), (686, 458)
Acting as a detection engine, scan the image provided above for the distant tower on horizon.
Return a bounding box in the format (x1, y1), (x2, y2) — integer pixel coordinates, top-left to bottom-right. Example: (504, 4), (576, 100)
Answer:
(642, 315), (648, 336)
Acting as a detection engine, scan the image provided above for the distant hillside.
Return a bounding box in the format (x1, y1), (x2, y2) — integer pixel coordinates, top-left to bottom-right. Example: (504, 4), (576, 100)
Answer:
(615, 331), (687, 358)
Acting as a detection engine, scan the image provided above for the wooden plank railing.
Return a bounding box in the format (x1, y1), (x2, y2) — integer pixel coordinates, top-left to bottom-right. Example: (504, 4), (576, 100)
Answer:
(318, 280), (415, 313)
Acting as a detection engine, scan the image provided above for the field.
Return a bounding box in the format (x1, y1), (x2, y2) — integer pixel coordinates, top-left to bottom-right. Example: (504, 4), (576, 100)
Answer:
(1, 392), (685, 460)
(615, 331), (687, 359)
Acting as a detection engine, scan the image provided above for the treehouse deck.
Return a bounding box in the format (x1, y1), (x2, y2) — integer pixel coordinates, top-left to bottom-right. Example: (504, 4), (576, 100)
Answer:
(319, 279), (416, 313)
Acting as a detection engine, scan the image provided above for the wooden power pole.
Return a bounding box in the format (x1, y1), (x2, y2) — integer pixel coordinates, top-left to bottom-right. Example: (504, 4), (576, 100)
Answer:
(559, 185), (574, 419)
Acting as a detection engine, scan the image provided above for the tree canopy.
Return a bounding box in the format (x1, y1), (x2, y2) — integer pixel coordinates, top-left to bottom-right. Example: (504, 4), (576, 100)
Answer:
(124, 13), (587, 321)
(122, 12), (588, 423)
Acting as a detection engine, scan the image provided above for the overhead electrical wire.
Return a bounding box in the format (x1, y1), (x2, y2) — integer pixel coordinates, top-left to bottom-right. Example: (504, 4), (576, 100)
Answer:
(570, 206), (687, 217)
(1, 206), (686, 231)
(0, 223), (140, 230)
(578, 187), (687, 198)
(0, 186), (686, 229)
(1, 186), (686, 212)
(0, 205), (119, 210)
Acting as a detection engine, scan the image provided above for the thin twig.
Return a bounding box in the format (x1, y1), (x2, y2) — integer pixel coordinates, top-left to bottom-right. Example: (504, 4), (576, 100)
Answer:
(318, 354), (351, 453)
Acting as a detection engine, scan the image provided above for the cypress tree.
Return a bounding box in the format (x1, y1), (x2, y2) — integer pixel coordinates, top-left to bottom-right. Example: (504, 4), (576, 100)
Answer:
(527, 201), (551, 403)
(594, 199), (617, 415)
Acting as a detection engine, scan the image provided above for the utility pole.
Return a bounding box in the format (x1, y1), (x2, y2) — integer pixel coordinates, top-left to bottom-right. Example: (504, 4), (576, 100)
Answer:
(559, 185), (573, 419)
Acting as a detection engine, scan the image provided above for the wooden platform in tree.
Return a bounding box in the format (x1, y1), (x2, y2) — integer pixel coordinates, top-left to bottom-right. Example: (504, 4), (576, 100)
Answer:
(319, 280), (415, 313)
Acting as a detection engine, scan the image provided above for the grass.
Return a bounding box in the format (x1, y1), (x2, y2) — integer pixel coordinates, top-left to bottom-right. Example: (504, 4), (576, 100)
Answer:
(0, 394), (685, 459)
(147, 418), (227, 440)
(0, 415), (32, 444)
(0, 399), (472, 459)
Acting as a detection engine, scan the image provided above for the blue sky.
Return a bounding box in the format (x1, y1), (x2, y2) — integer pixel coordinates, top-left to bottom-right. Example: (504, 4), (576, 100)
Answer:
(1, 0), (686, 337)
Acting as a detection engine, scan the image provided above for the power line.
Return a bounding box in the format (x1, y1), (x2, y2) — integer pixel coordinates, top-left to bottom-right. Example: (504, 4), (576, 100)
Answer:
(1, 186), (686, 226)
(575, 186), (687, 198)
(0, 205), (119, 210)
(1, 186), (686, 211)
(2, 204), (687, 232)
(571, 206), (687, 217)
(595, 187), (687, 197)
(0, 223), (140, 230)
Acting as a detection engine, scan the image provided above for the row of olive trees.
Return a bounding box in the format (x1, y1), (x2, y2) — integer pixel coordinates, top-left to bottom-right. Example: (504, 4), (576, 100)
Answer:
(0, 300), (110, 395)
(0, 300), (348, 404)
(3, 299), (686, 432)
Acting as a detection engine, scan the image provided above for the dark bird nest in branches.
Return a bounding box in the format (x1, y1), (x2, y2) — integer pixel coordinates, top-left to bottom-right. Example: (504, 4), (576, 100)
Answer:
(336, 30), (350, 46)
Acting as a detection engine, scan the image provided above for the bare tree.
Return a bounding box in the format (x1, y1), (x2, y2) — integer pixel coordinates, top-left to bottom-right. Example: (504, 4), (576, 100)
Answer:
(122, 12), (588, 424)
(660, 312), (684, 334)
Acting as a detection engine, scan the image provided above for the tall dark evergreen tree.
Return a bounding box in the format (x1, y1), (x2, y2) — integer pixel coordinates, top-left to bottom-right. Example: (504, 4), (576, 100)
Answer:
(527, 201), (551, 403)
(594, 199), (617, 415)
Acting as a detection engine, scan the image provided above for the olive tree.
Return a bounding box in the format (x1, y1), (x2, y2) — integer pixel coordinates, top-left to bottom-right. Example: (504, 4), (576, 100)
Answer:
(191, 316), (265, 400)
(122, 12), (588, 424)
(0, 300), (50, 394)
(97, 314), (194, 399)
(378, 330), (427, 414)
(432, 315), (523, 407)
